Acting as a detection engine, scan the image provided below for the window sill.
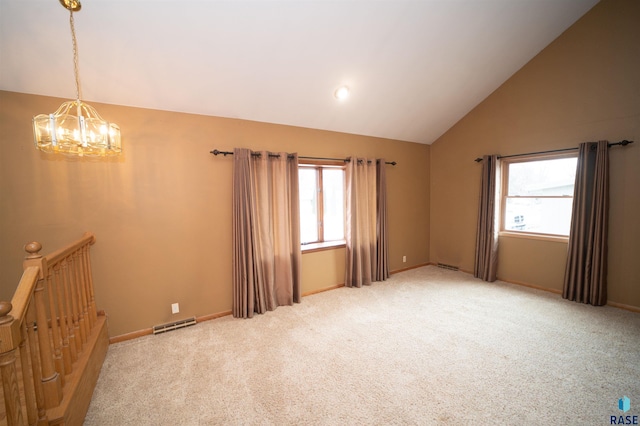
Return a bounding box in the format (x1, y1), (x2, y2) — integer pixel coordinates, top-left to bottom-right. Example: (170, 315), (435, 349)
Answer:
(301, 240), (346, 254)
(499, 231), (569, 243)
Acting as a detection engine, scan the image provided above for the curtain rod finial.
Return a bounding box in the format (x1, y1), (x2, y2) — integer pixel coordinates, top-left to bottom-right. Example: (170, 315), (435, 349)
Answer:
(475, 157), (483, 162)
(211, 149), (233, 156)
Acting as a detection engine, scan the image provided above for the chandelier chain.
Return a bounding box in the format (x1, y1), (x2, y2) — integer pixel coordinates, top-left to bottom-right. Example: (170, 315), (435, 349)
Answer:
(69, 9), (82, 101)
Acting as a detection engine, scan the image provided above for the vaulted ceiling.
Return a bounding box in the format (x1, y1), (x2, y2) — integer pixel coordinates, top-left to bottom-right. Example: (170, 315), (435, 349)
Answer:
(0, 0), (599, 144)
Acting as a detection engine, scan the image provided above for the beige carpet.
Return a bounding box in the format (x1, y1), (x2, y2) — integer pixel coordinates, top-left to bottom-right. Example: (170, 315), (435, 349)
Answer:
(85, 266), (640, 425)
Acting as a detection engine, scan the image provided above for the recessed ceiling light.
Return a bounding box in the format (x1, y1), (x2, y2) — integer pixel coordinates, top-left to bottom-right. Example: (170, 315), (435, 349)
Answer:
(334, 86), (350, 100)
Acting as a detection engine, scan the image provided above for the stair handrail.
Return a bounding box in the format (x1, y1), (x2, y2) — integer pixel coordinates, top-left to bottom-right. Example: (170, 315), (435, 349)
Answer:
(0, 232), (98, 426)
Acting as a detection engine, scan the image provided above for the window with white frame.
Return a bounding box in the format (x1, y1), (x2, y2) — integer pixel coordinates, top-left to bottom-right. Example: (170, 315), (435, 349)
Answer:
(298, 163), (345, 245)
(501, 154), (578, 237)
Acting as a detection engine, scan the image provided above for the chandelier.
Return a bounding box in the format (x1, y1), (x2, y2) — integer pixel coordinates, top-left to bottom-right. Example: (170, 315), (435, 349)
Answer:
(32, 0), (121, 157)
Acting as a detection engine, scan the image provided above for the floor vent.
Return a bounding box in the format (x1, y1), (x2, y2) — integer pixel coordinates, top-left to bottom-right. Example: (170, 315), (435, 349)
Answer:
(437, 263), (460, 271)
(153, 317), (196, 335)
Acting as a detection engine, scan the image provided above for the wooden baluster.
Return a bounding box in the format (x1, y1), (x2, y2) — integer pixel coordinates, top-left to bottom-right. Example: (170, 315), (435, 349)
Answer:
(19, 319), (38, 425)
(54, 265), (72, 375)
(26, 301), (48, 424)
(79, 244), (95, 331)
(24, 243), (63, 409)
(60, 260), (78, 362)
(66, 256), (84, 352)
(72, 251), (89, 345)
(45, 268), (65, 385)
(82, 244), (98, 326)
(0, 302), (24, 426)
(34, 276), (63, 408)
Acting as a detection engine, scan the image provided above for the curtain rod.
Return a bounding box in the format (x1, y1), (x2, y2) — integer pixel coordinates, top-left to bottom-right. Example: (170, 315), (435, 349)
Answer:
(210, 149), (397, 165)
(473, 140), (634, 162)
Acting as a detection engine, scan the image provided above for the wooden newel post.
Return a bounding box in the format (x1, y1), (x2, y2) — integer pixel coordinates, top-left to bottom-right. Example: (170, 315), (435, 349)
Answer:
(24, 242), (42, 259)
(24, 242), (63, 409)
(0, 301), (25, 426)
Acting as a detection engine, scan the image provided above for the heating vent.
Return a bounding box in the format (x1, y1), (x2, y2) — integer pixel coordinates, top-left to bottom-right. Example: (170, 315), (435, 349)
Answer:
(153, 317), (196, 335)
(437, 263), (460, 271)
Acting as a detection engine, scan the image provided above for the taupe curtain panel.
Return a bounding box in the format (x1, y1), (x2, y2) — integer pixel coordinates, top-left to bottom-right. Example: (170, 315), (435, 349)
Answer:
(232, 148), (301, 318)
(345, 158), (389, 287)
(474, 154), (500, 282)
(563, 141), (609, 306)
(376, 160), (390, 281)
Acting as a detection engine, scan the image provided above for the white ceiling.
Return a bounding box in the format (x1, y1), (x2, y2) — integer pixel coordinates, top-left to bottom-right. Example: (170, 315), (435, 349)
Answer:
(0, 0), (599, 145)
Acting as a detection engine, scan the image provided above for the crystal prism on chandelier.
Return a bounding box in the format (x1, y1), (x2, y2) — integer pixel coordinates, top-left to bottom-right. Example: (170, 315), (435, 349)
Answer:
(32, 0), (121, 157)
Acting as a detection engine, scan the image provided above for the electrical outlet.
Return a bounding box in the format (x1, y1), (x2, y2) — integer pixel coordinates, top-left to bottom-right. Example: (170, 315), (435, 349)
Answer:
(403, 255), (406, 263)
(171, 303), (179, 314)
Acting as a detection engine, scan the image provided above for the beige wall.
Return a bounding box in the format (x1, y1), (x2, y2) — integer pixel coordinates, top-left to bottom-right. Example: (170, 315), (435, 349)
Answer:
(430, 0), (640, 308)
(0, 90), (430, 337)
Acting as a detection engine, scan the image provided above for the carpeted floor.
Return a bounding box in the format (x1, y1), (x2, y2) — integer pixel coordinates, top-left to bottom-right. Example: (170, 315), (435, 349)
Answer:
(84, 266), (640, 425)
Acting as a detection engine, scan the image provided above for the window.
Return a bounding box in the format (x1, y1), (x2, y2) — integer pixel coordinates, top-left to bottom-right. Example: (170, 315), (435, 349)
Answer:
(298, 163), (345, 246)
(501, 154), (577, 237)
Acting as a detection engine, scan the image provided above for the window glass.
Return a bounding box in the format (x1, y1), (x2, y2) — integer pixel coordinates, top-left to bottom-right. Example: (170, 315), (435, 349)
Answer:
(507, 158), (577, 196)
(503, 156), (577, 236)
(298, 164), (346, 245)
(322, 168), (345, 241)
(504, 198), (574, 235)
(298, 168), (318, 244)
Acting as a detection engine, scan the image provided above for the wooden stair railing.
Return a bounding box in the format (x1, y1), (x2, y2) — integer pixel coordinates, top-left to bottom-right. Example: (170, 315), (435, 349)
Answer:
(0, 232), (109, 426)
